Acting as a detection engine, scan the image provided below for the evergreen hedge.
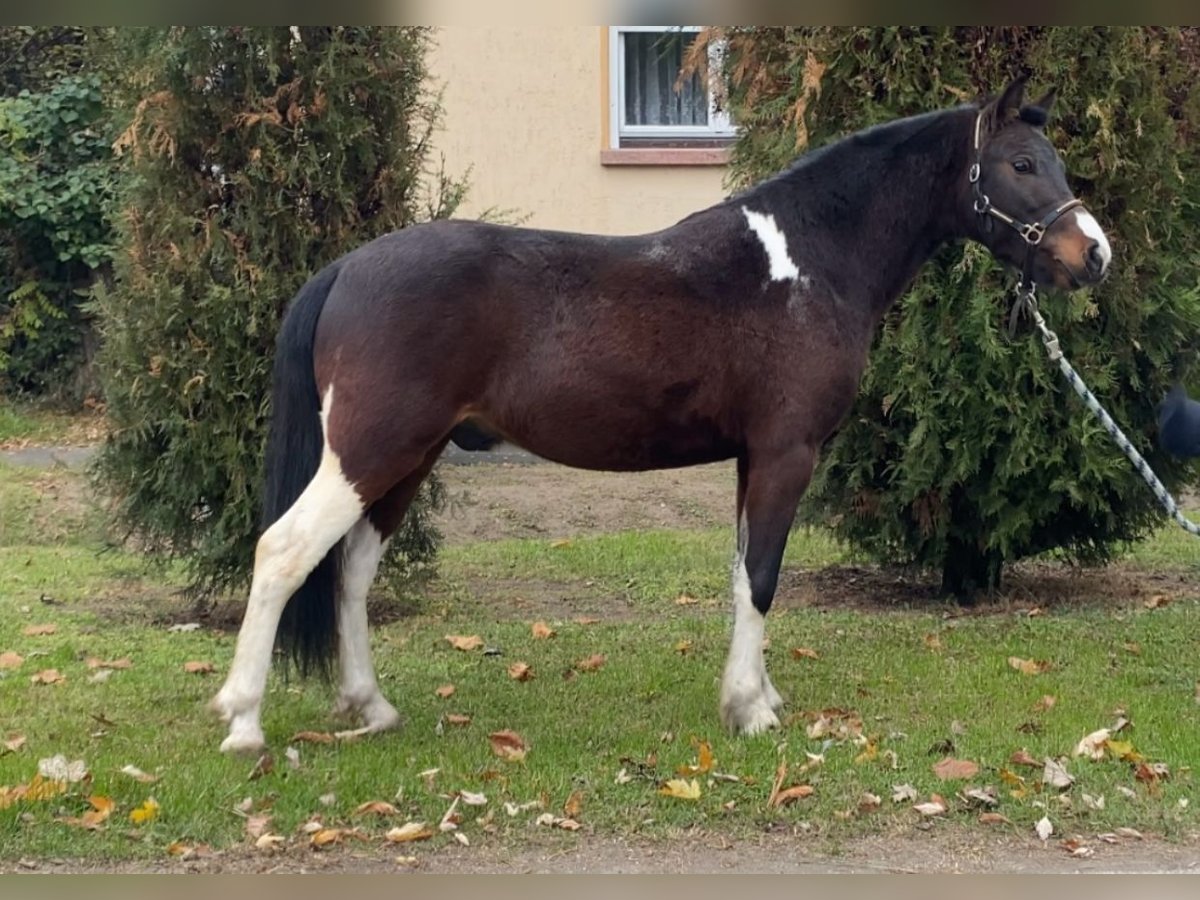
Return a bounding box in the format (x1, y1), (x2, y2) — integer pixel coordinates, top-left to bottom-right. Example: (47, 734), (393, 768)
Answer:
(92, 26), (465, 596)
(711, 27), (1200, 594)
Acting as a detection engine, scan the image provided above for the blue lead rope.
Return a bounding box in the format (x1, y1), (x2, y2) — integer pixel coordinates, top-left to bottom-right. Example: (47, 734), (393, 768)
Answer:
(1017, 287), (1200, 537)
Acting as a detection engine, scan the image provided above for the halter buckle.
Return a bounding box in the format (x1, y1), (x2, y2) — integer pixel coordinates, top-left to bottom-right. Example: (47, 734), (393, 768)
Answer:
(968, 162), (981, 184)
(973, 194), (991, 215)
(1019, 222), (1046, 245)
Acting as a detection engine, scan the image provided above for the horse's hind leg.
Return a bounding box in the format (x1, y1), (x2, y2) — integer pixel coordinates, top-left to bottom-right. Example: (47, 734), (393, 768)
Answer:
(332, 445), (445, 733)
(212, 452), (365, 753)
(720, 444), (817, 735)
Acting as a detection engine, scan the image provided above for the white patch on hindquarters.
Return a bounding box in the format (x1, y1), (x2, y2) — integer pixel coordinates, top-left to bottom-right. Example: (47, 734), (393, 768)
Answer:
(1074, 209), (1111, 273)
(719, 520), (782, 735)
(742, 207), (800, 283)
(211, 385), (365, 753)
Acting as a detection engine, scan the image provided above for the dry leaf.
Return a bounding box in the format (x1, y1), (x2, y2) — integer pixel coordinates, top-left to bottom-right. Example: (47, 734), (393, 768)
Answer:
(575, 617), (601, 626)
(507, 661), (533, 682)
(386, 822), (434, 843)
(130, 797), (160, 825)
(285, 746), (301, 770)
(353, 800), (398, 817)
(247, 752), (274, 781)
(488, 729), (527, 762)
(791, 647), (820, 660)
(167, 622), (201, 633)
(1043, 758), (1074, 790)
(531, 621), (556, 639)
(1073, 728), (1111, 761)
(183, 660), (215, 675)
(119, 765), (158, 784)
(1104, 739), (1143, 763)
(1082, 793), (1106, 811)
(772, 784), (814, 806)
(563, 790), (584, 818)
(658, 778), (701, 800)
(575, 654), (606, 672)
(255, 833), (286, 852)
(445, 713), (472, 726)
(674, 640), (693, 655)
(1135, 762), (1170, 783)
(1144, 594), (1172, 609)
(892, 783), (918, 803)
(1010, 749), (1040, 768)
(445, 634), (484, 652)
(0, 651), (24, 670)
(979, 812), (1012, 825)
(676, 740), (714, 776)
(38, 754), (88, 782)
(923, 633), (943, 651)
(459, 790), (487, 807)
(23, 624), (57, 636)
(3, 734), (27, 753)
(858, 791), (882, 813)
(674, 594), (699, 606)
(961, 786), (998, 807)
(434, 684), (455, 698)
(549, 538), (573, 549)
(1033, 695), (1057, 713)
(914, 795), (948, 816)
(244, 814), (272, 839)
(932, 757), (980, 780)
(290, 730), (334, 744)
(30, 668), (65, 685)
(1035, 815), (1054, 841)
(1115, 826), (1144, 839)
(1008, 656), (1051, 675)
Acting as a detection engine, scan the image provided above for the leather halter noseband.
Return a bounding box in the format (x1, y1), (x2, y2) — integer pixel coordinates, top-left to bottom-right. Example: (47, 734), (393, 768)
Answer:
(969, 111), (1082, 288)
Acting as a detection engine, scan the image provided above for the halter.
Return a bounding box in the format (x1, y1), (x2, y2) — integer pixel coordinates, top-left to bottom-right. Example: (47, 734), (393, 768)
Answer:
(969, 111), (1082, 294)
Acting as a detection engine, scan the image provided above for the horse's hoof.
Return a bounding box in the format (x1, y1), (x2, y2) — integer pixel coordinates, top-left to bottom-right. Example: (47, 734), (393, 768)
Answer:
(720, 696), (781, 736)
(219, 731), (266, 755)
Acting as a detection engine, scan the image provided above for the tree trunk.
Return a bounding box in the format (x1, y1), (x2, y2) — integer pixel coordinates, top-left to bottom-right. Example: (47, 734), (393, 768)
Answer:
(939, 537), (1003, 602)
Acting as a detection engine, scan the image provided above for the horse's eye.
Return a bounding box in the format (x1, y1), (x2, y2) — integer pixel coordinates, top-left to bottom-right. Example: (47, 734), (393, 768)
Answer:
(1013, 158), (1033, 174)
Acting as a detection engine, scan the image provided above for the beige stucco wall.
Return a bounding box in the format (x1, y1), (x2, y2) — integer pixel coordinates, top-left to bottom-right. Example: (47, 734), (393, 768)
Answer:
(427, 26), (730, 236)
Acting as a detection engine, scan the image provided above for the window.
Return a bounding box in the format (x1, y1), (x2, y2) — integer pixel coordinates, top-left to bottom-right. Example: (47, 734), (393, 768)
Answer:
(605, 26), (734, 162)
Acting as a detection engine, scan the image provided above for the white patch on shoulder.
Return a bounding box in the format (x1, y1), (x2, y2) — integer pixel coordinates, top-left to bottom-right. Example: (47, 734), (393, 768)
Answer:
(1074, 209), (1111, 273)
(742, 207), (800, 282)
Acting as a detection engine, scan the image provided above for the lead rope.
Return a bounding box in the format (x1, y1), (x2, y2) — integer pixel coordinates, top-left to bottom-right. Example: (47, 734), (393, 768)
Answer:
(1014, 285), (1200, 536)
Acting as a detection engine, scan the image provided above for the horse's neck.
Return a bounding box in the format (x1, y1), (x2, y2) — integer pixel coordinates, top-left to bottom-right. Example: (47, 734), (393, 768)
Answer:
(772, 108), (975, 322)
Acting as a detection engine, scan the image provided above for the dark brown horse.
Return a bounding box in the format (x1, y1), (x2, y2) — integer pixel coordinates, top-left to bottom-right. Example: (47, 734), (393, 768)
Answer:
(212, 78), (1110, 752)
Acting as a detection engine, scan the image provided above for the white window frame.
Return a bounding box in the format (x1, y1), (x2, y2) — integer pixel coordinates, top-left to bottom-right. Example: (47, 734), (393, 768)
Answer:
(608, 25), (735, 149)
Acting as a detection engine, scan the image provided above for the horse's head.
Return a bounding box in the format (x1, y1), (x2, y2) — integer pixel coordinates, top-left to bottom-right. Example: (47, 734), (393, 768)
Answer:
(971, 77), (1110, 290)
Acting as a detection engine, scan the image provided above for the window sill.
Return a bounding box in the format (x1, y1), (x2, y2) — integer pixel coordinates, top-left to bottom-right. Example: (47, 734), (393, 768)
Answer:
(600, 147), (732, 167)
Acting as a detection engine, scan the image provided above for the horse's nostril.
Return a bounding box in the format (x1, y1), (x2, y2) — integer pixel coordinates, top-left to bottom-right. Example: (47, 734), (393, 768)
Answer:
(1086, 242), (1107, 274)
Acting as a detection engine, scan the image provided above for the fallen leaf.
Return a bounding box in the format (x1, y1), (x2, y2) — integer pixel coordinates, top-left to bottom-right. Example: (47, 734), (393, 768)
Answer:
(549, 538), (572, 549)
(772, 784), (815, 806)
(1144, 594), (1172, 609)
(434, 684), (455, 698)
(353, 800), (398, 817)
(247, 752), (274, 781)
(285, 746), (301, 770)
(130, 797), (160, 825)
(30, 669), (65, 685)
(531, 621), (556, 639)
(614, 768), (633, 785)
(88, 669), (114, 684)
(1104, 739), (1143, 763)
(854, 741), (878, 765)
(1042, 757), (1075, 790)
(255, 833), (286, 852)
(244, 814), (273, 839)
(1082, 793), (1106, 811)
(453, 832), (470, 847)
(892, 784), (918, 804)
(791, 647), (820, 660)
(961, 786), (999, 807)
(385, 822), (434, 843)
(923, 633), (943, 651)
(1115, 826), (1144, 840)
(1010, 749), (1040, 768)
(167, 622), (201, 633)
(418, 768), (440, 790)
(574, 654), (606, 672)
(309, 828), (343, 848)
(574, 617), (601, 626)
(1008, 656), (1051, 676)
(0, 651), (23, 670)
(1135, 762), (1170, 784)
(38, 754), (88, 782)
(674, 640), (693, 655)
(674, 594), (700, 606)
(1122, 641), (1142, 656)
(445, 714), (471, 726)
(658, 778), (701, 800)
(914, 795), (947, 817)
(1074, 728), (1111, 761)
(1033, 695), (1057, 713)
(488, 729), (527, 762)
(858, 791), (882, 813)
(563, 790), (584, 818)
(23, 624), (57, 636)
(1117, 785), (1137, 800)
(1035, 815), (1054, 841)
(85, 657), (132, 670)
(445, 634), (483, 652)
(979, 812), (1012, 825)
(3, 734), (27, 754)
(932, 757), (980, 781)
(507, 662), (533, 682)
(290, 731), (334, 744)
(183, 661), (214, 675)
(676, 740), (714, 776)
(119, 765), (158, 784)
(459, 790), (487, 807)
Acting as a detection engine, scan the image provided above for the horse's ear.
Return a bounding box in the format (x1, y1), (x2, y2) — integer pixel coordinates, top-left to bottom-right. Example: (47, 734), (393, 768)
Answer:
(1032, 87), (1057, 114)
(1018, 87), (1055, 129)
(982, 75), (1028, 134)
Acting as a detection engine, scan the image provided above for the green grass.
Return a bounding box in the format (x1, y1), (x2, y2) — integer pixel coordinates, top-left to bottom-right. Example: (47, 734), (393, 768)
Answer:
(0, 400), (95, 446)
(2, 461), (1199, 861)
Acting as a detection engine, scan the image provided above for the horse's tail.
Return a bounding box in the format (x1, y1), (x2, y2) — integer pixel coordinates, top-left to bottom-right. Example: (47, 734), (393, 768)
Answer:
(261, 261), (343, 677)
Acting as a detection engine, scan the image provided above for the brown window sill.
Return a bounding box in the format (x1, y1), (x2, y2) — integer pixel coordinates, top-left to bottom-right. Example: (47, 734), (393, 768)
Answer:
(600, 147), (731, 166)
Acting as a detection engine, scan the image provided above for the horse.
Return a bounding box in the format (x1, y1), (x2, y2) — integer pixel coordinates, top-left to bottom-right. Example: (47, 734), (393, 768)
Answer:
(210, 77), (1111, 753)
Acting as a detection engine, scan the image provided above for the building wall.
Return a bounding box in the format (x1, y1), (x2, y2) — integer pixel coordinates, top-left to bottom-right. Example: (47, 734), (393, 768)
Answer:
(427, 26), (730, 236)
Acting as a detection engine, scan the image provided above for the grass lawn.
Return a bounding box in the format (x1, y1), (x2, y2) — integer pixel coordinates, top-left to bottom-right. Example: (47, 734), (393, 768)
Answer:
(1, 457), (1198, 863)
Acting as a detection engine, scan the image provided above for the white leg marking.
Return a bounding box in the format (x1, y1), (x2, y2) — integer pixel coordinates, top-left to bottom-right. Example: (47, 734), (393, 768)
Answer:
(211, 386), (365, 753)
(720, 522), (781, 735)
(334, 519), (401, 733)
(1074, 209), (1111, 272)
(742, 206), (800, 282)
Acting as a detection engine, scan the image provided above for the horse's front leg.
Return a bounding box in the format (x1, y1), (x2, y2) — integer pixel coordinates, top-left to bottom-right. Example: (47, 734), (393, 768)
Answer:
(720, 444), (817, 735)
